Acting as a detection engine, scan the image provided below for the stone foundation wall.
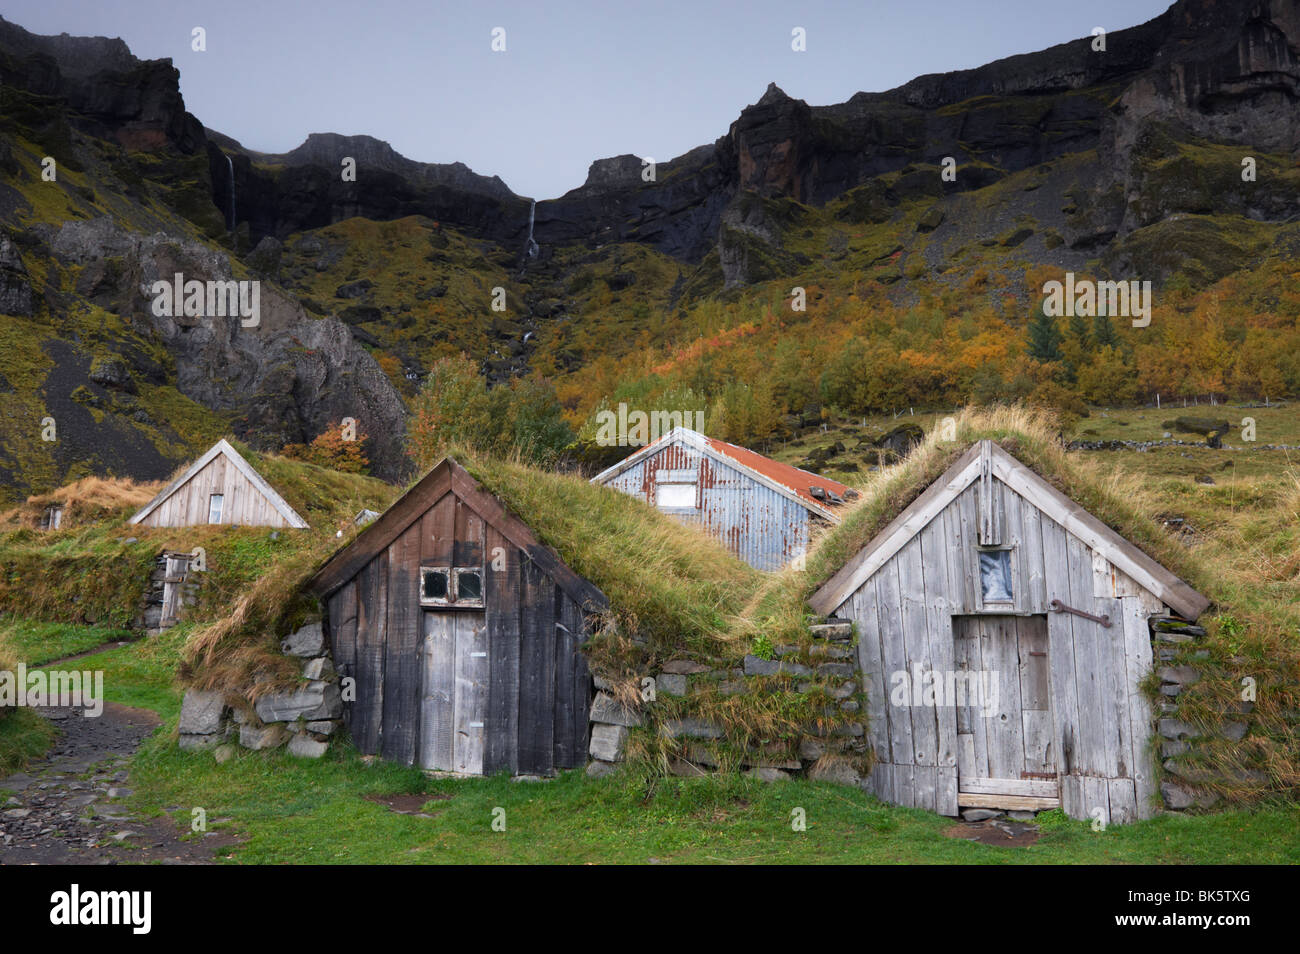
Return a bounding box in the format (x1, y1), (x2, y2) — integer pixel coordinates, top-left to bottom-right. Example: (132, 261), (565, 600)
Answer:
(1152, 616), (1249, 812)
(178, 618), (343, 758)
(584, 619), (867, 784)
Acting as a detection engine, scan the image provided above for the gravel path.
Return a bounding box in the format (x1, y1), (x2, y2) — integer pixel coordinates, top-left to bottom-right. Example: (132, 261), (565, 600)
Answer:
(0, 702), (240, 864)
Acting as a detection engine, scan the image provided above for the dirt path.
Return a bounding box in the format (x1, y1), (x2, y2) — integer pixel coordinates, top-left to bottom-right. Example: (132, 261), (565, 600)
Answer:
(0, 702), (240, 865)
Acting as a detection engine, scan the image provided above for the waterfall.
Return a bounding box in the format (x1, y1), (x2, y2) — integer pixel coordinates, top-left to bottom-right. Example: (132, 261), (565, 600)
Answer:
(225, 154), (236, 234)
(526, 198), (539, 258)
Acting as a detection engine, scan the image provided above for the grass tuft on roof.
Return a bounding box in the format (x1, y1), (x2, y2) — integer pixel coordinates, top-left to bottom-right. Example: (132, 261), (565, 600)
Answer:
(745, 404), (1211, 648)
(0, 475), (161, 530)
(453, 449), (764, 660)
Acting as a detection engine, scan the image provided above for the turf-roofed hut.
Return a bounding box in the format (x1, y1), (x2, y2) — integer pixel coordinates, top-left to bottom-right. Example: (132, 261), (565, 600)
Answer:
(592, 427), (851, 571)
(807, 437), (1211, 824)
(129, 438), (309, 530)
(307, 457), (609, 776)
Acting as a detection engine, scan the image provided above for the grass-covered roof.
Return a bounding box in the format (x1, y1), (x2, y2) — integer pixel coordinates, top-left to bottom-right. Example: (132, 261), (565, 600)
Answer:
(745, 405), (1215, 647)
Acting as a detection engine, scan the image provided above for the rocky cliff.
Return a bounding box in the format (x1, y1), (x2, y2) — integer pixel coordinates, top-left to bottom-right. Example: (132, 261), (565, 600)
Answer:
(0, 0), (1297, 498)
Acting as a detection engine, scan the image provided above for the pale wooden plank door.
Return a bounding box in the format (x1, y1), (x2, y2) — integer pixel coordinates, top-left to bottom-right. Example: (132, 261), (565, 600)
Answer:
(1016, 616), (1055, 778)
(161, 554), (188, 625)
(955, 615), (1060, 810)
(419, 611), (456, 771)
(452, 613), (489, 774)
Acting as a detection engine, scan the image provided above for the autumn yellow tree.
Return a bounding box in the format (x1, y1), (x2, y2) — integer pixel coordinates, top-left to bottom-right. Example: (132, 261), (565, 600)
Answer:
(283, 419), (370, 474)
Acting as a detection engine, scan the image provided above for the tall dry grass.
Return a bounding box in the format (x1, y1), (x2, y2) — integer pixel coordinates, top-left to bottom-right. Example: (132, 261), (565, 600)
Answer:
(0, 632), (18, 720)
(1, 475), (162, 530)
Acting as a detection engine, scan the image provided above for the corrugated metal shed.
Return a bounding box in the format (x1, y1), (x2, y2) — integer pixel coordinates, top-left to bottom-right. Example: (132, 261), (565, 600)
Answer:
(591, 427), (849, 571)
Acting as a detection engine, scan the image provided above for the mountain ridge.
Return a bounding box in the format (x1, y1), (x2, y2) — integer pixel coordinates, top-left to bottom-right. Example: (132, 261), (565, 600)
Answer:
(0, 0), (1298, 501)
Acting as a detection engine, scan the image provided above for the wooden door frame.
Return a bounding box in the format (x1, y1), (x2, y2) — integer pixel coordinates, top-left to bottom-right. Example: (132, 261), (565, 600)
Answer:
(419, 608), (488, 775)
(953, 613), (1061, 812)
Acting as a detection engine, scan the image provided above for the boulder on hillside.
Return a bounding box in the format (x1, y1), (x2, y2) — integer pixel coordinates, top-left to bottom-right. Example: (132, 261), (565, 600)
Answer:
(335, 278), (373, 299)
(247, 236), (283, 278)
(1164, 416), (1231, 447)
(0, 234), (33, 317)
(875, 423), (924, 459)
(88, 352), (137, 394)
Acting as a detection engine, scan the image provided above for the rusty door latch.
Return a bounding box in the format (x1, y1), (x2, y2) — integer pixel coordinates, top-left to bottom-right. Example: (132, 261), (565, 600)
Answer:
(1049, 598), (1112, 628)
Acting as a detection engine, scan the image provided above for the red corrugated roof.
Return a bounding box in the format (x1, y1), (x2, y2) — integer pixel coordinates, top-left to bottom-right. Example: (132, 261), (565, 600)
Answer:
(703, 435), (851, 510)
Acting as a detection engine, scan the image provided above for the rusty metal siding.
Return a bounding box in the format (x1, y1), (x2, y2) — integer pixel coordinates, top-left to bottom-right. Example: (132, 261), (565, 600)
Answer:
(602, 437), (812, 571)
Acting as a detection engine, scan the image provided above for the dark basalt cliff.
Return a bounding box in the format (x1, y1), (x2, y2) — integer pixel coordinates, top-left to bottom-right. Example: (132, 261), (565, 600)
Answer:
(5, 0), (1295, 263)
(0, 16), (205, 153)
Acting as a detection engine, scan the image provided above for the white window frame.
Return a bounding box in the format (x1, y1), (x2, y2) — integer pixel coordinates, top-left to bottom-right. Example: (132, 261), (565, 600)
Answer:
(452, 567), (484, 607)
(655, 482), (698, 511)
(420, 565), (485, 608)
(420, 566), (452, 606)
(208, 493), (224, 525)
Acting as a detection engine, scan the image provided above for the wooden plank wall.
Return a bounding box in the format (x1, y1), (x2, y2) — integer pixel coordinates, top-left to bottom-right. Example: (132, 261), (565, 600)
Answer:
(140, 453), (291, 528)
(847, 476), (1165, 822)
(325, 487), (594, 776)
(381, 522), (422, 764)
(483, 526), (521, 774)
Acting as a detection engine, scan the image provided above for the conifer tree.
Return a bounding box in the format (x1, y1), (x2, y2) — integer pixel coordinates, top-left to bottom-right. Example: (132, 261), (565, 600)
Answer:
(1027, 307), (1064, 364)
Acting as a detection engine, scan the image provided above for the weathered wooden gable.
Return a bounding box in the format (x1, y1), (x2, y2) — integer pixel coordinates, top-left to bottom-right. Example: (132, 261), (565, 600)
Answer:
(811, 440), (1208, 824)
(130, 439), (308, 529)
(312, 459), (606, 777)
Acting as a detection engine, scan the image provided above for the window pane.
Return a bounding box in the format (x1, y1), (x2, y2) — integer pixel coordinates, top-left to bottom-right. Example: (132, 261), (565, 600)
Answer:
(422, 568), (448, 601)
(979, 550), (1014, 602)
(656, 483), (696, 508)
(456, 570), (482, 602)
(208, 494), (224, 524)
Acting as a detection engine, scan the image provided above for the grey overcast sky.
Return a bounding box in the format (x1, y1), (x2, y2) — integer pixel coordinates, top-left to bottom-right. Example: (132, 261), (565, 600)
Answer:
(4, 0), (1173, 199)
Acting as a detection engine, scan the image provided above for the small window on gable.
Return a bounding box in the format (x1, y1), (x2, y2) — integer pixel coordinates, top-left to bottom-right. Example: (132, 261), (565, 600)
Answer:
(421, 566), (484, 608)
(454, 568), (483, 605)
(656, 482), (697, 509)
(979, 548), (1014, 603)
(208, 494), (224, 525)
(421, 567), (450, 604)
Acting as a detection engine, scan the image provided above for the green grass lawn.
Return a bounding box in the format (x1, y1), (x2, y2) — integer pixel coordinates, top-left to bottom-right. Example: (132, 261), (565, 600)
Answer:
(2, 594), (1296, 863)
(0, 618), (135, 666)
(0, 708), (58, 774)
(6, 610), (1294, 864)
(34, 626), (189, 719)
(126, 734), (1300, 864)
(0, 618), (187, 771)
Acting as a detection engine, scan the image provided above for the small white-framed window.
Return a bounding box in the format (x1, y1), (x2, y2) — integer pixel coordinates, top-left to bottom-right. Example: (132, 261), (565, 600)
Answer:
(978, 548), (1014, 603)
(420, 566), (484, 608)
(421, 567), (450, 604)
(208, 493), (224, 525)
(655, 482), (697, 509)
(453, 568), (483, 606)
